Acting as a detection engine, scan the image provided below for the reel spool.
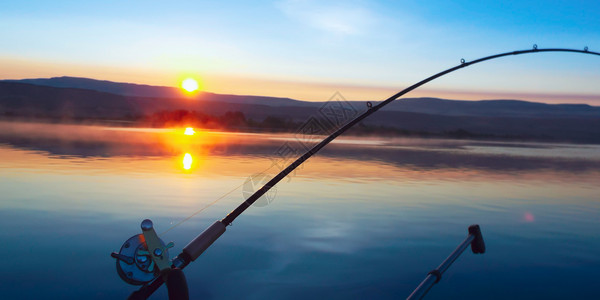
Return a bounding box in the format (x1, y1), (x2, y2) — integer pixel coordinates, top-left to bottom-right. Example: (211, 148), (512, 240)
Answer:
(111, 220), (174, 285)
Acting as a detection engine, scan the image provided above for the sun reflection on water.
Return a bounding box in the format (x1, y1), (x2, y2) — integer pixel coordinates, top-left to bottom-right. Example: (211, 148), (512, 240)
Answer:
(183, 153), (193, 170)
(184, 127), (195, 136)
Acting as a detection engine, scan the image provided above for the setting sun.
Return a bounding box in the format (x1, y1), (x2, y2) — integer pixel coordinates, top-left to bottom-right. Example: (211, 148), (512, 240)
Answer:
(181, 78), (199, 92)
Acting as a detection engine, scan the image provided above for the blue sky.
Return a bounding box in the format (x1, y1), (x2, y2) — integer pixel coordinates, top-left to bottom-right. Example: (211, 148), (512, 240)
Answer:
(1, 0), (599, 103)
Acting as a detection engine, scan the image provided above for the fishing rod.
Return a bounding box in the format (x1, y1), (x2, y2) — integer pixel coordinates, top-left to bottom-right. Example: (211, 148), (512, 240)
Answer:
(111, 46), (600, 299)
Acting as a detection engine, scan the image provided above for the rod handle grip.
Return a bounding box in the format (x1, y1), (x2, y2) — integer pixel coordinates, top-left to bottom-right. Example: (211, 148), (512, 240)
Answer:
(183, 221), (226, 261)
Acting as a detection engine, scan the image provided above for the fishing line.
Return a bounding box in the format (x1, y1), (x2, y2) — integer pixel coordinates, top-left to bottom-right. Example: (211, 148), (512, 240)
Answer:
(159, 184), (239, 237)
(159, 161), (278, 236)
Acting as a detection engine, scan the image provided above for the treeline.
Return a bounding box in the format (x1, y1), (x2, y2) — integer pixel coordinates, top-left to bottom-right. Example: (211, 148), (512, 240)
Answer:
(144, 110), (302, 131)
(1, 108), (547, 142)
(145, 109), (527, 141)
(146, 110), (246, 128)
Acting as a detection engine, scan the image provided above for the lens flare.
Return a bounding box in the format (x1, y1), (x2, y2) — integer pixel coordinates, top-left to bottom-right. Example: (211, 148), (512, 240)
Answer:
(184, 127), (195, 135)
(183, 153), (193, 170)
(524, 212), (535, 222)
(181, 78), (199, 92)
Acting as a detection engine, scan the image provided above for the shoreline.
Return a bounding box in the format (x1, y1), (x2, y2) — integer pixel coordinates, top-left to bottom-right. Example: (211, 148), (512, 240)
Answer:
(1, 117), (598, 146)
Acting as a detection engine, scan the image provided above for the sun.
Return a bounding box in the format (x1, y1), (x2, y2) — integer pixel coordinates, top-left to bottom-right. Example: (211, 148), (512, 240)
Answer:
(184, 127), (195, 135)
(181, 78), (199, 92)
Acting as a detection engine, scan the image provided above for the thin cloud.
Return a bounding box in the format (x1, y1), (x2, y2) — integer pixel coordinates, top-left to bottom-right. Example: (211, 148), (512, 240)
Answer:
(277, 0), (376, 35)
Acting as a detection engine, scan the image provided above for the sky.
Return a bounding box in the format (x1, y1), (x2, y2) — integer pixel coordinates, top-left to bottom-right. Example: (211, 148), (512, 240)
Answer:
(1, 0), (600, 104)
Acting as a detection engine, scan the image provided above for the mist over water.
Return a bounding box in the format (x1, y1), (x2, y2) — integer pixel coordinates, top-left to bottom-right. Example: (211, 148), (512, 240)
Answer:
(0, 121), (599, 299)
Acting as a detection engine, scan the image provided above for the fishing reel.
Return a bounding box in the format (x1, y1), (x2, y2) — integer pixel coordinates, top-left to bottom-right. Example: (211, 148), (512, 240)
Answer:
(111, 218), (224, 299)
(111, 219), (174, 285)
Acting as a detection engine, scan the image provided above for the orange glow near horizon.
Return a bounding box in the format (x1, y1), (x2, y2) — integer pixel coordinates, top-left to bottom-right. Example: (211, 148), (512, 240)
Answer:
(1, 55), (599, 105)
(1, 123), (600, 209)
(183, 153), (193, 170)
(1, 55), (598, 104)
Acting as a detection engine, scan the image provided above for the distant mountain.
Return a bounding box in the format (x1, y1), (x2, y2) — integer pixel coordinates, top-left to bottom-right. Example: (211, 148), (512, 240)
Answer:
(1, 77), (600, 143)
(384, 98), (600, 117)
(3, 76), (308, 107)
(5, 76), (600, 118)
(0, 81), (320, 121)
(6, 76), (178, 98)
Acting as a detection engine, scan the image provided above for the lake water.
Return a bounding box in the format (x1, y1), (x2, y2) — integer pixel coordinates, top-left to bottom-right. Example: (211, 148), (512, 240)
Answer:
(0, 122), (599, 299)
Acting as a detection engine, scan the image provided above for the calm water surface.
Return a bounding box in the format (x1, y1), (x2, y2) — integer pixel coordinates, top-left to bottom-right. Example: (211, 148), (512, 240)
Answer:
(0, 122), (599, 299)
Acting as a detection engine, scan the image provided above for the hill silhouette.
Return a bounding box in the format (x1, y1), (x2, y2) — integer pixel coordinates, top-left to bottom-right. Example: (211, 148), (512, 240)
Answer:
(1, 77), (600, 143)
(6, 76), (600, 117)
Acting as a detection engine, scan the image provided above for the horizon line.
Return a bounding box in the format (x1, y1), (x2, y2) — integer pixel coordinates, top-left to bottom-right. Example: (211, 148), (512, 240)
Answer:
(2, 75), (600, 106)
